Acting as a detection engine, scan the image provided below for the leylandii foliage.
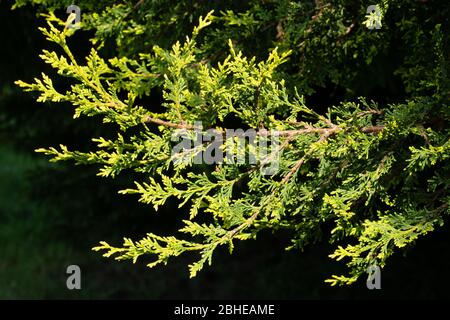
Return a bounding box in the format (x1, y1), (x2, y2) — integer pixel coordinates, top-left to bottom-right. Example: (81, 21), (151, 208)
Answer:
(14, 0), (449, 285)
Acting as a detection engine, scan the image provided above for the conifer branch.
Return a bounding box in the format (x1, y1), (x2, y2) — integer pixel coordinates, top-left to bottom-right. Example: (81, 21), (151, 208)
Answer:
(15, 2), (449, 287)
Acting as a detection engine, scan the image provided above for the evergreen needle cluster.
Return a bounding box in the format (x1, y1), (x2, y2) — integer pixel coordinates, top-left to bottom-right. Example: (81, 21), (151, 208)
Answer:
(14, 0), (449, 285)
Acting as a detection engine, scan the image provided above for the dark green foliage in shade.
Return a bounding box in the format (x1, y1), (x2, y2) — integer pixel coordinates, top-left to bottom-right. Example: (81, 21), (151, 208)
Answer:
(12, 0), (450, 286)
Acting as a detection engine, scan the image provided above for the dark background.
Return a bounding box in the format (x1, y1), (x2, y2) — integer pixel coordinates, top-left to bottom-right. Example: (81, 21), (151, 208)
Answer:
(1, 2), (449, 299)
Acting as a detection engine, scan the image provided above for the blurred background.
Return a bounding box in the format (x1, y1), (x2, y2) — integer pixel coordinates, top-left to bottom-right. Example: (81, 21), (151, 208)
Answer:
(1, 1), (450, 299)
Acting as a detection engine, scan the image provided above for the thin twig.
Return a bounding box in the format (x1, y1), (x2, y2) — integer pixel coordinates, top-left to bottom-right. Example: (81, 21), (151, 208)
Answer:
(360, 126), (385, 134)
(227, 210), (259, 239)
(133, 0), (145, 9)
(282, 156), (306, 183)
(143, 116), (195, 130)
(343, 22), (356, 36)
(142, 115), (385, 137)
(356, 109), (384, 117)
(417, 125), (430, 146)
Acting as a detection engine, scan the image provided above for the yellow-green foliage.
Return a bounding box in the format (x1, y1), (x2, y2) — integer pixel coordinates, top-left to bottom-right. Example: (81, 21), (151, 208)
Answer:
(15, 0), (450, 286)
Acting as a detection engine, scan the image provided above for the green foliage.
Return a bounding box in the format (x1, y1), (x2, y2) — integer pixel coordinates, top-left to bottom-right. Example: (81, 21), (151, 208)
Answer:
(13, 0), (450, 286)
